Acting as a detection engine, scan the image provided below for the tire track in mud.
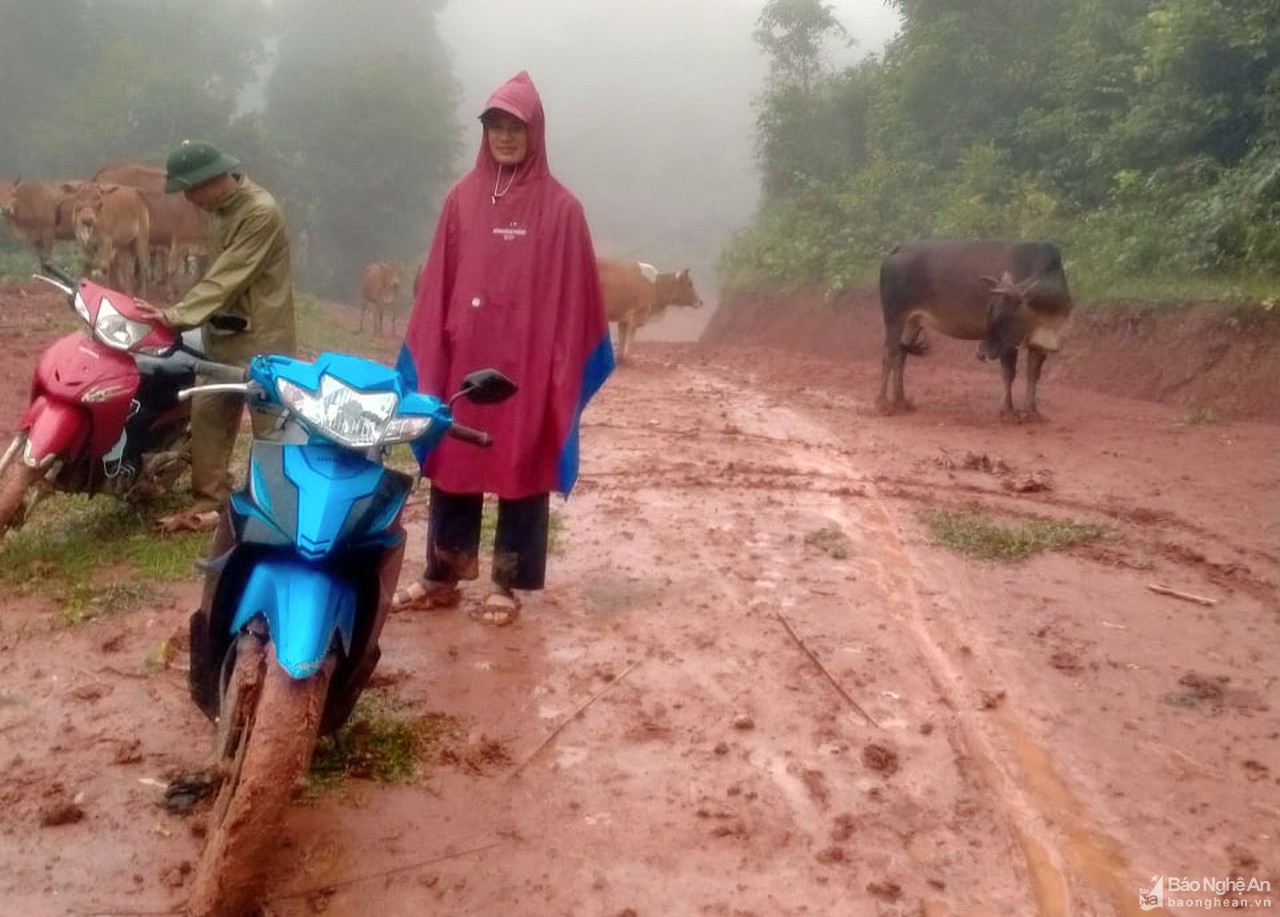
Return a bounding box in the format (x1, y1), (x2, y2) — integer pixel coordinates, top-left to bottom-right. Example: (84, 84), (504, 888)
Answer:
(589, 359), (1149, 915)
(835, 490), (1145, 917)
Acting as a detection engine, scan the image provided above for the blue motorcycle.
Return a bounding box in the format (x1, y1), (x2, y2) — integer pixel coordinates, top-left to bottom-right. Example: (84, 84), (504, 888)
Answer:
(178, 351), (515, 917)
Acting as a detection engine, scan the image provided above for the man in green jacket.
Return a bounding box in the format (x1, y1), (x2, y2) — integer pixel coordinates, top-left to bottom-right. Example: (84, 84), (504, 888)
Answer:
(138, 140), (297, 532)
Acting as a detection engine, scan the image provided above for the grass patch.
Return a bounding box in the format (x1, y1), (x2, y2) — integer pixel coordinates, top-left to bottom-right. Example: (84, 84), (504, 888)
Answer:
(0, 243), (80, 281)
(61, 580), (158, 626)
(922, 509), (1107, 562)
(309, 692), (460, 789)
(1070, 271), (1280, 309)
(297, 292), (370, 356)
(0, 494), (207, 614)
(1179, 406), (1226, 426)
(804, 524), (850, 559)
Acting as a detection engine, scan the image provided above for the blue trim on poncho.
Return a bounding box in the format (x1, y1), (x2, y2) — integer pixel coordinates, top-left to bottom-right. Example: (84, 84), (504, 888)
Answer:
(558, 332), (615, 495)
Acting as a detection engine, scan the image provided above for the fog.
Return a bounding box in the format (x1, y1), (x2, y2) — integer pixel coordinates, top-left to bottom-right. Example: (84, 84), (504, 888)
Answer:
(437, 0), (900, 338)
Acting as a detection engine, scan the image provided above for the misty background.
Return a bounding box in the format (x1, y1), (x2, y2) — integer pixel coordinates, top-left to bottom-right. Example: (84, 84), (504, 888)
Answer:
(0, 0), (900, 336)
(8, 0), (1265, 323)
(437, 0), (900, 337)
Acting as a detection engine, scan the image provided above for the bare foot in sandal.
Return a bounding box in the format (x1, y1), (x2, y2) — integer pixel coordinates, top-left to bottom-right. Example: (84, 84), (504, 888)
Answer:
(392, 579), (460, 612)
(155, 509), (220, 534)
(471, 588), (520, 626)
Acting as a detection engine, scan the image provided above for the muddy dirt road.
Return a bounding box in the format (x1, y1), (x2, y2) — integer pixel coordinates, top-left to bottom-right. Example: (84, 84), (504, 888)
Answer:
(0, 285), (1276, 916)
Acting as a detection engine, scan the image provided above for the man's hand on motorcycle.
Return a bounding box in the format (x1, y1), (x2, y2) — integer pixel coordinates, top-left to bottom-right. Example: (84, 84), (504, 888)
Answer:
(134, 299), (173, 326)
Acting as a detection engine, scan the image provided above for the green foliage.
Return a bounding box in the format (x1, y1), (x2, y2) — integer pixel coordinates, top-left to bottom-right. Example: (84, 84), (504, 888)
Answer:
(295, 293), (367, 356)
(265, 0), (461, 297)
(0, 0), (269, 177)
(0, 0), (464, 306)
(755, 0), (850, 92)
(0, 494), (206, 617)
(309, 692), (459, 789)
(728, 0), (1280, 303)
(922, 509), (1108, 561)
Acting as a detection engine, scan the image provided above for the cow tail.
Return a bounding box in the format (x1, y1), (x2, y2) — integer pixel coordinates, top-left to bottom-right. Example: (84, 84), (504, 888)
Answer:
(900, 326), (930, 356)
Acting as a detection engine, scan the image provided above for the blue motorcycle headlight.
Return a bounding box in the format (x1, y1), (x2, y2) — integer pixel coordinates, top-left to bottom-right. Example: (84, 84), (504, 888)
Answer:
(277, 375), (400, 448)
(276, 373), (434, 448)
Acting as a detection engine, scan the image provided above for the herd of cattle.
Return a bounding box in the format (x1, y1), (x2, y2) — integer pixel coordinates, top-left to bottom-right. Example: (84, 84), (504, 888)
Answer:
(1, 162), (1072, 418)
(0, 162), (203, 298)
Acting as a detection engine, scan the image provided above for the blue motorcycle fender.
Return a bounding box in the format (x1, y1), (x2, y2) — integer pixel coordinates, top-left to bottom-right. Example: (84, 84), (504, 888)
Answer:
(229, 560), (356, 679)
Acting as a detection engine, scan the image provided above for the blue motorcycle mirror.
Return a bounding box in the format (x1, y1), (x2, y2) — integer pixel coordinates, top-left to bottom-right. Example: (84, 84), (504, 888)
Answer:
(453, 368), (517, 406)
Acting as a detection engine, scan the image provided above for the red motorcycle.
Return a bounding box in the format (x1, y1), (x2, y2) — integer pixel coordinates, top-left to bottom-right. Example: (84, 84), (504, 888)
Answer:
(0, 262), (222, 534)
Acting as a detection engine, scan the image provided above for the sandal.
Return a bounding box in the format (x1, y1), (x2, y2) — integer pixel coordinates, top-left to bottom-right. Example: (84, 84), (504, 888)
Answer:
(392, 579), (461, 612)
(471, 590), (520, 627)
(155, 510), (220, 533)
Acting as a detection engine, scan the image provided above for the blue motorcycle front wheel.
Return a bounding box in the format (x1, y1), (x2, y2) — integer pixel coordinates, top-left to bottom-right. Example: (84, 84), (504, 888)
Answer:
(187, 635), (333, 917)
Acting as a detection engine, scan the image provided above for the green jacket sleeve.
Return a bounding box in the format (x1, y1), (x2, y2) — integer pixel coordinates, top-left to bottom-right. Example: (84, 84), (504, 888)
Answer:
(162, 210), (284, 329)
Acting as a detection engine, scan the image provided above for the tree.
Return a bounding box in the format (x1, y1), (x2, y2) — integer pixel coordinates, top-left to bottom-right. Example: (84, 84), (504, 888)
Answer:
(753, 0), (853, 197)
(0, 0), (270, 177)
(264, 0), (461, 294)
(0, 0), (94, 174)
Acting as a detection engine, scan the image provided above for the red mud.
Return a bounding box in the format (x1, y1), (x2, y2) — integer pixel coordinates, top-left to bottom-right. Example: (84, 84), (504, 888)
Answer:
(0, 281), (1276, 917)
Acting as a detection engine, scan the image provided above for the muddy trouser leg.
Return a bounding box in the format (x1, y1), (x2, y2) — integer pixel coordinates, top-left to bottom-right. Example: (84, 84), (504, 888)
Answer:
(424, 484), (483, 583)
(492, 492), (550, 591)
(189, 389), (244, 513)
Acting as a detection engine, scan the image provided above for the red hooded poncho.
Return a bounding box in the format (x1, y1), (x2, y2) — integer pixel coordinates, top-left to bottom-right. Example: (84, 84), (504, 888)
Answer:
(398, 71), (614, 498)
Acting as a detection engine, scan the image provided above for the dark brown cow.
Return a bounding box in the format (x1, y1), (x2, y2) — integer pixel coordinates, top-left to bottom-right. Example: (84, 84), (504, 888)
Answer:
(360, 260), (404, 335)
(597, 258), (703, 362)
(0, 180), (82, 261)
(878, 240), (1073, 419)
(92, 161), (205, 293)
(72, 183), (151, 295)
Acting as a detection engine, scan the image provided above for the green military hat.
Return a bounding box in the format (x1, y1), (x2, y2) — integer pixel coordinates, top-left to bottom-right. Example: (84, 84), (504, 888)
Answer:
(164, 139), (241, 193)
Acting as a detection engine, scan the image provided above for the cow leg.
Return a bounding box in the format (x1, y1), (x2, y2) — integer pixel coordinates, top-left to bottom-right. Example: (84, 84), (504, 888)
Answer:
(112, 250), (130, 294)
(1023, 347), (1048, 421)
(36, 229), (53, 264)
(123, 251), (141, 297)
(876, 335), (896, 412)
(999, 349), (1018, 420)
(360, 302), (367, 333)
(165, 245), (183, 298)
(132, 235), (148, 299)
(884, 316), (914, 412)
(618, 319), (633, 363)
(99, 240), (117, 286)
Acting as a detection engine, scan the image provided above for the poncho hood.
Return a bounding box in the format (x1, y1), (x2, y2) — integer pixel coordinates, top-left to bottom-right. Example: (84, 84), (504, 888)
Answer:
(477, 70), (550, 182)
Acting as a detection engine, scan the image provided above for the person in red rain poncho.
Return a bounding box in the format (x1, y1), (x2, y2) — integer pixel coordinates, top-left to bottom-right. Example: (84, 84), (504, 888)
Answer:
(395, 71), (615, 626)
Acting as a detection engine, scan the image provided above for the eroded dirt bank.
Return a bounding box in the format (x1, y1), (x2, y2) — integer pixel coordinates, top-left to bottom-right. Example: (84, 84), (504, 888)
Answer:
(703, 290), (1280, 421)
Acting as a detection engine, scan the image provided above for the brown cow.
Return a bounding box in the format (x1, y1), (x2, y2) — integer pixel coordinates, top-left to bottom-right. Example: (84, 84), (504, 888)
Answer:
(72, 183), (151, 295)
(596, 258), (703, 362)
(0, 180), (82, 261)
(360, 260), (404, 335)
(92, 161), (205, 294)
(877, 240), (1074, 419)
